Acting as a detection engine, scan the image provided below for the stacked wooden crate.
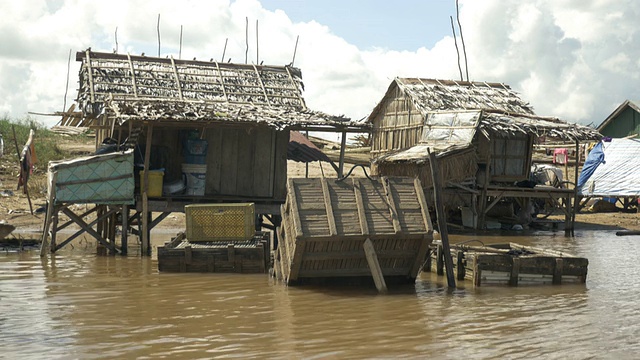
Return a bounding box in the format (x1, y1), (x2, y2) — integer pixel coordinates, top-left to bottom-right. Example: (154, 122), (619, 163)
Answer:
(275, 176), (433, 290)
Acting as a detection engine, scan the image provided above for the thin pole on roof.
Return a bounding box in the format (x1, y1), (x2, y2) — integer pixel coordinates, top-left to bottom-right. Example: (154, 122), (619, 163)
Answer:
(449, 16), (463, 82)
(245, 17), (249, 64)
(455, 0), (469, 81)
(62, 48), (71, 112)
(256, 19), (259, 65)
(179, 25), (183, 59)
(157, 14), (161, 57)
(291, 35), (299, 66)
(221, 38), (228, 62)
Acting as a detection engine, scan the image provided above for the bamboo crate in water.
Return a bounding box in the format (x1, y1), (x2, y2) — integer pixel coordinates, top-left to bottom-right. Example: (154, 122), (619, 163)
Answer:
(158, 231), (270, 273)
(275, 176), (433, 288)
(426, 241), (588, 286)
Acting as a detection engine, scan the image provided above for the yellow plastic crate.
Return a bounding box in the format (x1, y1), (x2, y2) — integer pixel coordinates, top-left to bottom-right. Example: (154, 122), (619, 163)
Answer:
(185, 203), (255, 241)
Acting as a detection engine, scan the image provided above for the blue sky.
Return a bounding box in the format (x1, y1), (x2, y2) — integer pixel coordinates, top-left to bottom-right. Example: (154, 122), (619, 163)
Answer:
(260, 0), (456, 51)
(1, 0), (639, 129)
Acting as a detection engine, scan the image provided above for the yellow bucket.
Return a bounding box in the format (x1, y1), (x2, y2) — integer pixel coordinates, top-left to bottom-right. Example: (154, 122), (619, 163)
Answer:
(140, 170), (164, 197)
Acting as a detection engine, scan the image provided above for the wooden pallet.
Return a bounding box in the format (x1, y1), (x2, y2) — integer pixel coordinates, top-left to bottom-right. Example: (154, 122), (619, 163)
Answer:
(158, 232), (271, 273)
(426, 241), (588, 286)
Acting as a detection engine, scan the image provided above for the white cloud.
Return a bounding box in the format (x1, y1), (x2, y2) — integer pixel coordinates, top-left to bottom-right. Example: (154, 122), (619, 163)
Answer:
(0, 0), (639, 129)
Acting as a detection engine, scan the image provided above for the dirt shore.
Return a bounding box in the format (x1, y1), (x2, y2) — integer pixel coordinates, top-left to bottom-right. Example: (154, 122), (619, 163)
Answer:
(1, 143), (638, 236)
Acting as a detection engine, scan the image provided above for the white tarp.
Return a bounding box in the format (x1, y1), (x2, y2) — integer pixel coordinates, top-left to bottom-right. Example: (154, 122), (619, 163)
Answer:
(578, 138), (640, 196)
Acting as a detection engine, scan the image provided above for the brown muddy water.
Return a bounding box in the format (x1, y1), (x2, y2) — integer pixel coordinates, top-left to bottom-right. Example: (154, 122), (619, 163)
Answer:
(1, 229), (639, 359)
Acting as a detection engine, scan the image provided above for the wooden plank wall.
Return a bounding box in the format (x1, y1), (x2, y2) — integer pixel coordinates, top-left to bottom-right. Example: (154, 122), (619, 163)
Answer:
(205, 126), (287, 199)
(371, 87), (425, 156)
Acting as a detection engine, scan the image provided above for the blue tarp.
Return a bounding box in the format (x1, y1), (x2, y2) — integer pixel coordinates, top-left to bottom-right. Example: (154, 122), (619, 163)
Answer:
(577, 142), (605, 188)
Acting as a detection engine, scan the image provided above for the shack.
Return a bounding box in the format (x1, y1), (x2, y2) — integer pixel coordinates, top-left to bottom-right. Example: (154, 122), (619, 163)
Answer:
(368, 78), (601, 234)
(42, 50), (365, 255)
(597, 99), (640, 138)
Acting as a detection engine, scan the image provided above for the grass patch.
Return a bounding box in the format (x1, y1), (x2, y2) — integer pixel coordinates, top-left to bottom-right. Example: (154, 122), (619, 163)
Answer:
(0, 115), (91, 173)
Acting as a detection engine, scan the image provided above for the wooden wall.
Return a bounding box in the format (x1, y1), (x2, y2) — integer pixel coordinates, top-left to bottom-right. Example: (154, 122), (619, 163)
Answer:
(138, 124), (287, 202)
(476, 133), (533, 183)
(599, 107), (640, 138)
(204, 125), (288, 200)
(371, 86), (425, 157)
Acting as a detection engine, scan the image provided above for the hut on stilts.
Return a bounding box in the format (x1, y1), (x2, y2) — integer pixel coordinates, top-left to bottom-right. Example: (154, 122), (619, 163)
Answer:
(40, 50), (365, 257)
(368, 78), (601, 234)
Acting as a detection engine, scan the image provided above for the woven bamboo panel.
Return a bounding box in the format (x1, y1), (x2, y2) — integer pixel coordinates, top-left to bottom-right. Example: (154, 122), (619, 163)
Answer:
(185, 203), (255, 241)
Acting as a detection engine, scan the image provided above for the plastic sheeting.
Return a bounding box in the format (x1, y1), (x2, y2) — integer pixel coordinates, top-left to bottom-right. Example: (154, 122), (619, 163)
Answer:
(578, 139), (640, 196)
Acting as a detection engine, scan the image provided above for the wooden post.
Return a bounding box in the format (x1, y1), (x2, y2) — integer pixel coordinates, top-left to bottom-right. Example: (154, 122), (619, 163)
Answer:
(141, 124), (153, 256)
(456, 250), (465, 280)
(509, 257), (520, 286)
(338, 131), (347, 178)
(428, 149), (456, 288)
(567, 140), (580, 236)
(40, 171), (57, 257)
(363, 238), (387, 293)
(121, 205), (128, 255)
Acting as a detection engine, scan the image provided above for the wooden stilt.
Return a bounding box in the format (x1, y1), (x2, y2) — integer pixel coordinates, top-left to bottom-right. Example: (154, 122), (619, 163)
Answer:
(121, 205), (128, 255)
(40, 171), (58, 257)
(141, 124), (154, 256)
(363, 238), (387, 293)
(428, 149), (456, 288)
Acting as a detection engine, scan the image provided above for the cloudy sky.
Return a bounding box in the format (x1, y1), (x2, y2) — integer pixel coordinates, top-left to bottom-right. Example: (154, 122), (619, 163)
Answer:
(1, 0), (638, 130)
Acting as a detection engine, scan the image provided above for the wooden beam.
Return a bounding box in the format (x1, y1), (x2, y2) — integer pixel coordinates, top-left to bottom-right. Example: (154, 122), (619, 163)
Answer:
(338, 131), (347, 178)
(381, 177), (401, 234)
(286, 179), (304, 239)
(363, 238), (387, 293)
(414, 178), (433, 232)
(126, 53), (139, 97)
(170, 56), (184, 100)
(352, 178), (369, 236)
(320, 178), (338, 236)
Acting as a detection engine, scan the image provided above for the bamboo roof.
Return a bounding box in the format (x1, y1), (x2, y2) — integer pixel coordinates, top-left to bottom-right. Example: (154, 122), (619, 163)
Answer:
(368, 78), (535, 122)
(75, 50), (361, 130)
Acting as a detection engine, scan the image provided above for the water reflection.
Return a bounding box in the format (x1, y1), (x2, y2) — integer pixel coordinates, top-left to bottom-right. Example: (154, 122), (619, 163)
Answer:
(0, 230), (638, 358)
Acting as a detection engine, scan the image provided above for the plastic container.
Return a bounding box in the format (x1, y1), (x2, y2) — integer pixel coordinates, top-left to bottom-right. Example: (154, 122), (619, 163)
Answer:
(184, 139), (208, 155)
(460, 207), (477, 228)
(182, 163), (207, 196)
(140, 170), (164, 197)
(184, 154), (206, 164)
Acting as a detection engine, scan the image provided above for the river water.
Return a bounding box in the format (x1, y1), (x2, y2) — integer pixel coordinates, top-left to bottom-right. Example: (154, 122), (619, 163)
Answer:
(0, 229), (638, 359)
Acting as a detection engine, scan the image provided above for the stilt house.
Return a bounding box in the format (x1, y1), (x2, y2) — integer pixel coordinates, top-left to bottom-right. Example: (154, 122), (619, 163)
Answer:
(43, 50), (364, 255)
(368, 78), (601, 233)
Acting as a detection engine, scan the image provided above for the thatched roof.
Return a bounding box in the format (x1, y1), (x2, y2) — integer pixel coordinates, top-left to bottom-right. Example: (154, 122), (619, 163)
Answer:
(368, 78), (535, 122)
(375, 110), (601, 164)
(76, 50), (362, 130)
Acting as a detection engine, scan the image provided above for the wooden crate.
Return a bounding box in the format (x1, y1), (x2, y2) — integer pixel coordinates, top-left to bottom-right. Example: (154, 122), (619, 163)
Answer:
(426, 241), (588, 286)
(185, 203), (255, 241)
(158, 231), (270, 273)
(275, 176), (433, 289)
